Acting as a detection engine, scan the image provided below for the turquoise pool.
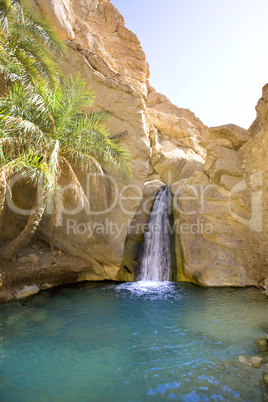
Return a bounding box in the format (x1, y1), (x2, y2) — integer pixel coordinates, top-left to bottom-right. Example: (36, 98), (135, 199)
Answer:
(0, 282), (267, 401)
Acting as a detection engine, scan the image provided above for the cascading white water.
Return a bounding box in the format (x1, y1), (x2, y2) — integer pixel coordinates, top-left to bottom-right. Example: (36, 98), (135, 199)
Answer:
(137, 186), (172, 282)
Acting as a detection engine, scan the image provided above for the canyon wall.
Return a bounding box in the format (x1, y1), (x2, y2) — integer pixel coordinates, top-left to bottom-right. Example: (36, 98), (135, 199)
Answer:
(1, 0), (267, 298)
(171, 86), (268, 287)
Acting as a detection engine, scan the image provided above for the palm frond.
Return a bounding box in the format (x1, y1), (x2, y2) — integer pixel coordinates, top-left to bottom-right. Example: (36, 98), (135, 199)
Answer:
(0, 0), (11, 18)
(50, 76), (96, 135)
(22, 13), (66, 57)
(0, 0), (64, 88)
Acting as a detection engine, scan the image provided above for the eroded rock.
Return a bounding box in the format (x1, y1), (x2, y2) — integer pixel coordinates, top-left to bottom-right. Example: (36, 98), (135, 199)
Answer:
(206, 124), (252, 149)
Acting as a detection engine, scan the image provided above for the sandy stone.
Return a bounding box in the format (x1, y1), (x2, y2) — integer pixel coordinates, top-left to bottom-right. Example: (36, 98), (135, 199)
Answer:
(153, 149), (187, 184)
(250, 356), (263, 368)
(239, 356), (248, 365)
(28, 254), (40, 264)
(206, 124), (252, 148)
(239, 355), (262, 368)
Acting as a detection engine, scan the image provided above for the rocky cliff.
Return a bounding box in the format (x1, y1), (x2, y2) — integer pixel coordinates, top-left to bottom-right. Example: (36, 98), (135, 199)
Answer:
(0, 0), (267, 299)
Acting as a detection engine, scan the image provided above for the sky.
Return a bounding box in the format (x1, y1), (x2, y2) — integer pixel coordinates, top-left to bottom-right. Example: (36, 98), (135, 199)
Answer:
(111, 0), (268, 129)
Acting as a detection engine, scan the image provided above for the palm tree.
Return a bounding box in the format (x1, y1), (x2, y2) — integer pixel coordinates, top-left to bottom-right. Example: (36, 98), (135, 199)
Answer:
(0, 76), (131, 260)
(0, 0), (131, 260)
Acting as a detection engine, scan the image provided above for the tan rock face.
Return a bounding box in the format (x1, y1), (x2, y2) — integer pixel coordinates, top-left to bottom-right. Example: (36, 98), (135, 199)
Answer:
(70, 0), (149, 96)
(171, 172), (256, 287)
(147, 84), (206, 185)
(147, 83), (206, 138)
(35, 0), (75, 40)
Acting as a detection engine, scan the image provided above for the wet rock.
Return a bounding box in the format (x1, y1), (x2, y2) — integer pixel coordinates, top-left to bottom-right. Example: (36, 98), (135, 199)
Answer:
(256, 337), (268, 348)
(239, 355), (263, 368)
(44, 317), (65, 332)
(14, 285), (40, 300)
(28, 309), (47, 323)
(263, 373), (268, 385)
(239, 355), (249, 365)
(250, 356), (263, 368)
(6, 313), (24, 326)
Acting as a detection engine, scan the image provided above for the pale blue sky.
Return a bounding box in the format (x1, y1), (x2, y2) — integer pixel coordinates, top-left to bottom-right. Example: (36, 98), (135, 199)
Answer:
(112, 0), (268, 129)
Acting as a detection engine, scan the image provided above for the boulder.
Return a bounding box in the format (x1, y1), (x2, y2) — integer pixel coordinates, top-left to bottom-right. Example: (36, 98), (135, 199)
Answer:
(14, 285), (40, 300)
(239, 355), (263, 368)
(203, 145), (243, 188)
(178, 149), (204, 180)
(206, 124), (252, 149)
(153, 149), (187, 184)
(28, 254), (40, 264)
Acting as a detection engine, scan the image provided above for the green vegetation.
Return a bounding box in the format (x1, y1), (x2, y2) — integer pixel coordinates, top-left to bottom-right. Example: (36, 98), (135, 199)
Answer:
(0, 0), (131, 260)
(0, 0), (64, 89)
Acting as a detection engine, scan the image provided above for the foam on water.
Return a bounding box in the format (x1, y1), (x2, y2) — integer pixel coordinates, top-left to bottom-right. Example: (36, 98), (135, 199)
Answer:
(116, 281), (184, 301)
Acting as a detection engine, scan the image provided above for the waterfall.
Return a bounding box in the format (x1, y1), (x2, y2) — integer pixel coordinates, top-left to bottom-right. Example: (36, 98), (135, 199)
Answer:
(137, 186), (172, 282)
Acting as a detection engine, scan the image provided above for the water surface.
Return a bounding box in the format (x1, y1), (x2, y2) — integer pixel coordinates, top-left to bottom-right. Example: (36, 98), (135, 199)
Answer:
(0, 282), (267, 401)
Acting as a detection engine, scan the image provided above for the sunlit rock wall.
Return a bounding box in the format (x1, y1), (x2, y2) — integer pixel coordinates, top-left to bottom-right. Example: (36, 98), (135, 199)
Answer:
(171, 86), (268, 286)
